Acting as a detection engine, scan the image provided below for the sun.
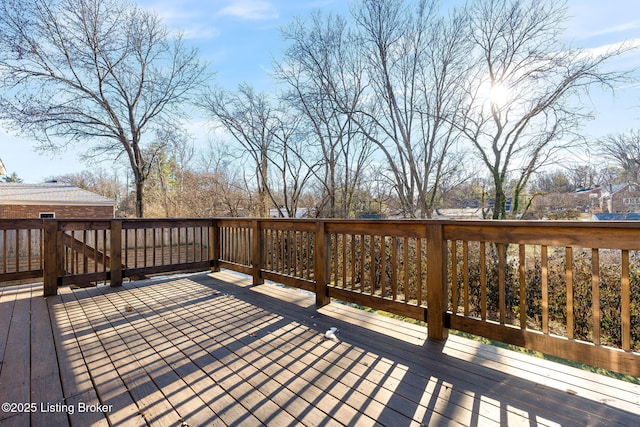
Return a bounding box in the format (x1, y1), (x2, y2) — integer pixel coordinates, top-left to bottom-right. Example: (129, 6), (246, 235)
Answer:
(488, 82), (510, 106)
(478, 79), (511, 108)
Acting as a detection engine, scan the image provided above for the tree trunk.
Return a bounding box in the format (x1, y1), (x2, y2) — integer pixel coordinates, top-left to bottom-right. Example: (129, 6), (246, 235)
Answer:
(135, 176), (144, 218)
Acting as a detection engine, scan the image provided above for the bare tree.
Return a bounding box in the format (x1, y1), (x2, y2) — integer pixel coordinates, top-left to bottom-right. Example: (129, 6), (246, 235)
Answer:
(187, 141), (255, 217)
(144, 127), (195, 217)
(276, 11), (374, 218)
(600, 129), (640, 183)
(0, 0), (208, 217)
(50, 169), (123, 200)
(458, 0), (633, 219)
(349, 0), (469, 218)
(203, 84), (316, 217)
(566, 163), (597, 190)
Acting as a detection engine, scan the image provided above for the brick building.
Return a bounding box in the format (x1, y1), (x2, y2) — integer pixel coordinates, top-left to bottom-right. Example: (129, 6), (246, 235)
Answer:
(0, 182), (116, 219)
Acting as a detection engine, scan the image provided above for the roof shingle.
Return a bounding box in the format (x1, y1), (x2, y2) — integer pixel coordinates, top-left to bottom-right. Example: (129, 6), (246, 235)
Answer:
(0, 183), (116, 206)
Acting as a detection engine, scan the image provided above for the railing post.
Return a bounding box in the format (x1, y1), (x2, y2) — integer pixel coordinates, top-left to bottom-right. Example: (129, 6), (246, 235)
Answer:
(210, 220), (220, 272)
(252, 220), (264, 285)
(314, 220), (331, 307)
(426, 222), (449, 341)
(110, 220), (122, 287)
(43, 220), (59, 297)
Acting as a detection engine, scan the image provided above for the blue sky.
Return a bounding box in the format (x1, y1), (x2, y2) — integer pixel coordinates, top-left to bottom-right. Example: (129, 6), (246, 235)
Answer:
(2, 0), (639, 183)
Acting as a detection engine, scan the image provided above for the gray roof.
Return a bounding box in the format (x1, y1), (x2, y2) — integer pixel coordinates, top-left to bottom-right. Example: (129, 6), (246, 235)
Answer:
(0, 183), (117, 206)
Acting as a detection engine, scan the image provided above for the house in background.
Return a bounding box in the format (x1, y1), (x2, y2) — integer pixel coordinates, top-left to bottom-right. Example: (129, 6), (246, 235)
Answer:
(601, 182), (640, 214)
(0, 182), (116, 219)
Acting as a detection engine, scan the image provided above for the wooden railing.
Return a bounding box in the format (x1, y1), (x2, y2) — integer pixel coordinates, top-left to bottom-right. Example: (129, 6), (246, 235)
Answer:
(0, 219), (45, 283)
(42, 219), (214, 291)
(2, 218), (639, 376)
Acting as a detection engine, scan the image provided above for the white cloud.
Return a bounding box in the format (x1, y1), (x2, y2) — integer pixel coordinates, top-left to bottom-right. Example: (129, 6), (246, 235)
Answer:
(587, 21), (640, 38)
(180, 24), (221, 41)
(575, 38), (640, 60)
(140, 1), (221, 40)
(217, 0), (279, 21)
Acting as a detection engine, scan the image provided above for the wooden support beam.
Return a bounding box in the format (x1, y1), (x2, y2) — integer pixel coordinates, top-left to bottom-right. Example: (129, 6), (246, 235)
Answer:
(110, 220), (122, 287)
(210, 220), (220, 272)
(314, 221), (330, 307)
(43, 220), (59, 297)
(252, 220), (264, 285)
(426, 223), (448, 341)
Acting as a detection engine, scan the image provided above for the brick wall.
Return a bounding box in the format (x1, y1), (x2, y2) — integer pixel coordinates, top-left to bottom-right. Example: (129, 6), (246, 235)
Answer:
(0, 204), (114, 219)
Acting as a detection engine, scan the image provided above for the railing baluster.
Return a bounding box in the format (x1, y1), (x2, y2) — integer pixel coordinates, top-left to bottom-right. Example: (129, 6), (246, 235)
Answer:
(480, 241), (486, 321)
(161, 227), (166, 265)
(417, 238), (423, 306)
(370, 235), (375, 295)
(380, 236), (386, 297)
(95, 230), (99, 275)
(451, 240), (458, 313)
(39, 228), (44, 271)
(15, 228), (20, 273)
(350, 235), (356, 291)
(463, 240), (469, 316)
(190, 227), (195, 262)
(102, 229), (107, 279)
(152, 228), (157, 266)
(391, 236), (397, 300)
(291, 230), (302, 277)
(342, 233), (347, 288)
(171, 227), (175, 265)
(566, 246), (574, 339)
(144, 227), (148, 267)
(71, 230), (77, 275)
(592, 248), (600, 346)
(28, 228), (32, 271)
(2, 230), (6, 274)
(180, 227), (185, 265)
(135, 227), (139, 268)
(403, 237), (409, 303)
(82, 230), (89, 273)
(359, 235), (365, 293)
(622, 249), (630, 351)
(541, 245), (548, 334)
(498, 243), (505, 325)
(519, 244), (526, 329)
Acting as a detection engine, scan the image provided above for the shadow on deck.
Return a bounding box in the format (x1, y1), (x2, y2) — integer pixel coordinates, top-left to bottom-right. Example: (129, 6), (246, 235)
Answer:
(0, 270), (638, 426)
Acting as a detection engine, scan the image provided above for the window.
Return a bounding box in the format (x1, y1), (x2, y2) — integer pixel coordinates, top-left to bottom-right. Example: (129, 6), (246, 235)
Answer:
(39, 212), (55, 219)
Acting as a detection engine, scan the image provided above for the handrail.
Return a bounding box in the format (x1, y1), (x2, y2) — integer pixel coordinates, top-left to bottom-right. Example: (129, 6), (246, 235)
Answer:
(3, 217), (638, 376)
(0, 219), (45, 283)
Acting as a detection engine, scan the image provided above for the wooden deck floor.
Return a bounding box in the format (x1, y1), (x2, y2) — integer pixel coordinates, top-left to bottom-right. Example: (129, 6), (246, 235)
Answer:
(0, 271), (639, 427)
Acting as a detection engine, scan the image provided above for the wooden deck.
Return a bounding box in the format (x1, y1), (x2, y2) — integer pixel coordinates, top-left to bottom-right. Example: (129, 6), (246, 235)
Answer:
(0, 271), (638, 426)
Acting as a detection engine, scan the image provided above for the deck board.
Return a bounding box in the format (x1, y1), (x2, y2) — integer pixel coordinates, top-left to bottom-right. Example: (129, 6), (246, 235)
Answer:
(0, 271), (638, 426)
(0, 288), (30, 427)
(30, 287), (68, 427)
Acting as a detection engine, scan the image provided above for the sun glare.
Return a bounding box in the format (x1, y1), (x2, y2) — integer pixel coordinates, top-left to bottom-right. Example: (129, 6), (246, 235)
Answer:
(489, 83), (509, 106)
(479, 79), (511, 108)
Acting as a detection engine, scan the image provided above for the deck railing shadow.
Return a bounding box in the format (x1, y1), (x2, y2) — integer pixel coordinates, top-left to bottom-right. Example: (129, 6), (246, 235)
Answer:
(190, 272), (639, 426)
(9, 270), (635, 426)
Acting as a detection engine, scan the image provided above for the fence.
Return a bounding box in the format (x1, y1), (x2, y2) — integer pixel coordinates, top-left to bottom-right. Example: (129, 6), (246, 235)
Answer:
(0, 219), (44, 283)
(2, 218), (638, 376)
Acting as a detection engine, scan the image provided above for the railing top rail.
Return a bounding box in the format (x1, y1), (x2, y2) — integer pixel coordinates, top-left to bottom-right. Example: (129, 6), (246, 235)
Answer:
(26, 216), (640, 228)
(0, 219), (45, 229)
(443, 221), (640, 249)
